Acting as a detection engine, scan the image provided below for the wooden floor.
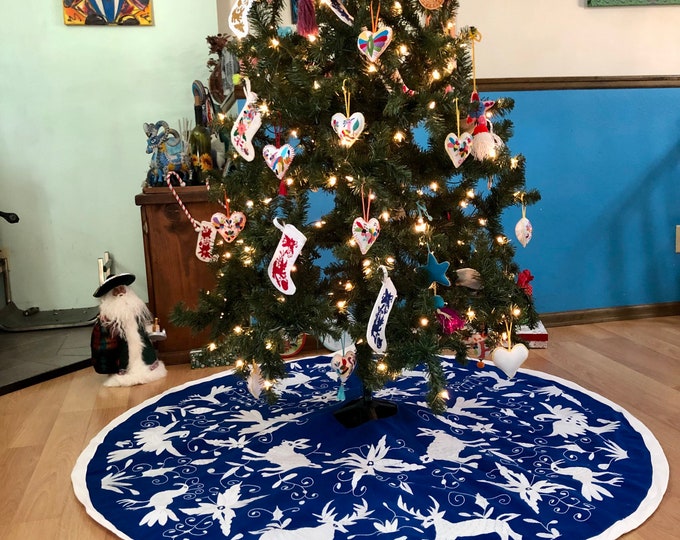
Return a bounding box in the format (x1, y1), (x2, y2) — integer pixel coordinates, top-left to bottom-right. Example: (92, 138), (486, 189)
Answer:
(0, 316), (678, 539)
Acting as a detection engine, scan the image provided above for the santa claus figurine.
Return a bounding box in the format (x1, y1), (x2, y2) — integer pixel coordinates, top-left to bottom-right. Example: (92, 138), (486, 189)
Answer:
(90, 273), (167, 387)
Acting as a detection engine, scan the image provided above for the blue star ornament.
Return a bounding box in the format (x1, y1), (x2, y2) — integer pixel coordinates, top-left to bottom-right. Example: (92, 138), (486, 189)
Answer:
(423, 251), (451, 287)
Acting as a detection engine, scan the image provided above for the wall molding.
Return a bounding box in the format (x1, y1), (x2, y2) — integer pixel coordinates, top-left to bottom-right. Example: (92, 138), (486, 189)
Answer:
(540, 302), (680, 328)
(478, 75), (680, 92)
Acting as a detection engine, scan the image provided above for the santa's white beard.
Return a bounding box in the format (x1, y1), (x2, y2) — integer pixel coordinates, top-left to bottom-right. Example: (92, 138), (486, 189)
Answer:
(99, 288), (152, 340)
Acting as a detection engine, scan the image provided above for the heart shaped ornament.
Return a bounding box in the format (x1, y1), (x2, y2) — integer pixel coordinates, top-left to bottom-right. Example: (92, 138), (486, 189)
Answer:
(352, 217), (380, 254)
(331, 349), (356, 383)
(212, 211), (247, 243)
(445, 132), (473, 168)
(263, 143), (295, 180)
(357, 26), (393, 62)
(491, 343), (529, 379)
(331, 112), (365, 147)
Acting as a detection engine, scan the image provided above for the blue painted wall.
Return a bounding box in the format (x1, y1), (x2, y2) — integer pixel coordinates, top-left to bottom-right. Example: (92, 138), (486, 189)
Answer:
(497, 88), (680, 313)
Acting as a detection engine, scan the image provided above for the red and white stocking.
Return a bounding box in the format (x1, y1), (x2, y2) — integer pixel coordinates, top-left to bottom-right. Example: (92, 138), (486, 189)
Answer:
(268, 218), (306, 295)
(195, 221), (217, 262)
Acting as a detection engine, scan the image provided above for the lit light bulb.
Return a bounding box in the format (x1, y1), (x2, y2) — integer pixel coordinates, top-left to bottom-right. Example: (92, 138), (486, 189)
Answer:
(386, 256), (395, 265)
(496, 235), (507, 244)
(308, 34), (317, 43)
(466, 189), (475, 198)
(467, 308), (476, 320)
(246, 200), (254, 208)
(428, 101), (436, 110)
(344, 282), (354, 291)
(367, 64), (377, 73)
(235, 358), (245, 368)
(290, 130), (298, 138)
(478, 218), (487, 226)
(511, 157), (519, 169)
(398, 44), (408, 56)
(440, 389), (450, 399)
(234, 325), (243, 334)
(377, 361), (387, 372)
(381, 211), (390, 221)
(430, 182), (439, 191)
(270, 38), (280, 48)
(259, 102), (269, 114)
(420, 317), (429, 327)
(263, 380), (273, 390)
(265, 341), (273, 350)
(512, 307), (521, 317)
(313, 81), (320, 90)
(208, 342), (217, 351)
(393, 131), (405, 142)
(328, 175), (337, 187)
(431, 69), (441, 81)
(337, 299), (347, 310)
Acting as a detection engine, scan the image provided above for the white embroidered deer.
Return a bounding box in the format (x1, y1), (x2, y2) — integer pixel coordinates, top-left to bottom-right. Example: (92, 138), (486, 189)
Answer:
(257, 499), (373, 539)
(241, 438), (322, 476)
(398, 496), (522, 540)
(417, 428), (487, 466)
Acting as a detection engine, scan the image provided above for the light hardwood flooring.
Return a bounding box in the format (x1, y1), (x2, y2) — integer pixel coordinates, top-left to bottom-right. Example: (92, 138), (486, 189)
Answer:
(0, 316), (678, 539)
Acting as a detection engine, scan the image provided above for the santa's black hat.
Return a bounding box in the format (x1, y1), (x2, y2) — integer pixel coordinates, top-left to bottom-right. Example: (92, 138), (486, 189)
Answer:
(93, 273), (136, 298)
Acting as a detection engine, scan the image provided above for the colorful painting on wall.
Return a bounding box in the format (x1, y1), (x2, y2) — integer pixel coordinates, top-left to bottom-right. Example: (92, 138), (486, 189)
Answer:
(63, 0), (154, 26)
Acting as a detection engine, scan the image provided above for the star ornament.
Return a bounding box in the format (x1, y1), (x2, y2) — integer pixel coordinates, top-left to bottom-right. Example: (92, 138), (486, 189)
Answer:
(422, 251), (451, 287)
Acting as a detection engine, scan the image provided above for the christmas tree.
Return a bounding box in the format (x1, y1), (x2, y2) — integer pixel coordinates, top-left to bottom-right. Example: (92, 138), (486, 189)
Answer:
(172, 0), (540, 415)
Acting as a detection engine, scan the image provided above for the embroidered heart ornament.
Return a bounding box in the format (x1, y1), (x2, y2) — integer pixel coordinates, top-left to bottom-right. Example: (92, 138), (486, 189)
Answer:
(212, 211), (247, 243)
(331, 350), (356, 383)
(445, 132), (473, 168)
(331, 112), (365, 147)
(352, 217), (380, 254)
(491, 343), (529, 379)
(357, 26), (393, 62)
(262, 143), (295, 180)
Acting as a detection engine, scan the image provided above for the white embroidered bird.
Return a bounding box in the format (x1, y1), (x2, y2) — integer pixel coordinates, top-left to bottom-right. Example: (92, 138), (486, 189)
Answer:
(119, 483), (189, 527)
(107, 421), (190, 462)
(550, 460), (623, 501)
(534, 404), (620, 438)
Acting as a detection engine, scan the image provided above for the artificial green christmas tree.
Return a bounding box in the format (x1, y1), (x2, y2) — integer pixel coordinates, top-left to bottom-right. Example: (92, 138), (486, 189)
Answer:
(172, 0), (540, 415)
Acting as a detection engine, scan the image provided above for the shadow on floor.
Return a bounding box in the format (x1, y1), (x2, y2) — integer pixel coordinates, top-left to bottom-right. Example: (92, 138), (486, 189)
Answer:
(0, 325), (92, 395)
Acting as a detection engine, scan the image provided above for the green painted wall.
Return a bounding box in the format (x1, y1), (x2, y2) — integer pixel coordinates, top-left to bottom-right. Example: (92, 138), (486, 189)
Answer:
(0, 0), (218, 310)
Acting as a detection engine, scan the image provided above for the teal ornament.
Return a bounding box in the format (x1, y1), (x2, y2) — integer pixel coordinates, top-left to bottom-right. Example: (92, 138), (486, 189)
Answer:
(423, 250), (451, 287)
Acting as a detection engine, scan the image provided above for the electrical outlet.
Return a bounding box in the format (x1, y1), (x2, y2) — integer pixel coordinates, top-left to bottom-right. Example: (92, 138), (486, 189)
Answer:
(676, 226), (680, 253)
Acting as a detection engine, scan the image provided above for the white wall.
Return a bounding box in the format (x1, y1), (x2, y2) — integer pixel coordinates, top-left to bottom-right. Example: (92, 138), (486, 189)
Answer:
(0, 1), (218, 310)
(456, 0), (680, 78)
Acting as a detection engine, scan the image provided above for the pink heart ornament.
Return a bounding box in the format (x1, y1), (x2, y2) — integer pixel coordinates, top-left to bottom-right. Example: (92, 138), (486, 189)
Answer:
(357, 26), (393, 62)
(212, 211), (247, 243)
(491, 343), (529, 379)
(263, 143), (295, 180)
(331, 350), (356, 383)
(352, 217), (380, 254)
(331, 112), (365, 147)
(445, 132), (473, 168)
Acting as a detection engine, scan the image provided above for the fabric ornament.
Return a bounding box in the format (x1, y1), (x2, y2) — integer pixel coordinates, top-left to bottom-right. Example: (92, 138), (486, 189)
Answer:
(515, 202), (532, 247)
(491, 343), (529, 379)
(296, 0), (318, 37)
(165, 172), (217, 263)
(467, 90), (504, 161)
(422, 249), (451, 307)
(352, 186), (380, 254)
(445, 98), (472, 168)
(456, 267), (483, 290)
(419, 0), (444, 8)
(367, 266), (397, 354)
(263, 143), (295, 180)
(436, 306), (466, 335)
(330, 349), (356, 401)
(517, 269), (534, 297)
(325, 0), (354, 26)
(211, 211), (246, 244)
(246, 362), (265, 399)
(357, 4), (392, 63)
(332, 80), (365, 147)
(228, 0), (255, 38)
(268, 218), (307, 295)
(230, 77), (262, 161)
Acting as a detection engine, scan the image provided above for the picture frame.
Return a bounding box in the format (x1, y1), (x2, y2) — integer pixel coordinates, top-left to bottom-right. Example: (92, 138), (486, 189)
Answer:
(588, 0), (680, 6)
(63, 0), (154, 26)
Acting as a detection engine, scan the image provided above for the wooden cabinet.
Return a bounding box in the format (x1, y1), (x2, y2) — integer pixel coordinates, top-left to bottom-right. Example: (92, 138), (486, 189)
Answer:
(135, 187), (216, 364)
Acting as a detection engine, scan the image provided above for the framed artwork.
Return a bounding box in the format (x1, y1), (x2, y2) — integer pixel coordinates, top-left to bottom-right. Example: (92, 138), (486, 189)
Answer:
(63, 0), (154, 26)
(588, 0), (680, 5)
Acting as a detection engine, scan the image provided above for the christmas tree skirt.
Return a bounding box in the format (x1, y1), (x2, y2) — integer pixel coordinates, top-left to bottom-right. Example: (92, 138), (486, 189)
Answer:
(72, 355), (668, 539)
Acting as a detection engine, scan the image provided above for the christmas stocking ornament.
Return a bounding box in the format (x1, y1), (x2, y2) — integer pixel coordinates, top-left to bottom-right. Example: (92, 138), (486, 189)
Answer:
(228, 0), (256, 38)
(268, 218), (307, 295)
(195, 221), (218, 262)
(367, 266), (397, 354)
(231, 77), (262, 161)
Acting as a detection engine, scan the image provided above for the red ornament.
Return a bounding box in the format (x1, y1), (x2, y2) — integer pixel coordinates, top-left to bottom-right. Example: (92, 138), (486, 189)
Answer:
(517, 269), (534, 296)
(436, 306), (466, 335)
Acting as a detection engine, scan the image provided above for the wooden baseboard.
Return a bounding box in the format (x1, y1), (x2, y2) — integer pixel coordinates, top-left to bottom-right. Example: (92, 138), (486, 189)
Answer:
(540, 302), (680, 328)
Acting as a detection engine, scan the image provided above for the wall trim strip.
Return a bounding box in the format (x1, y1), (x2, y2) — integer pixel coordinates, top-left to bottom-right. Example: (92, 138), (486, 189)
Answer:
(540, 302), (680, 327)
(478, 75), (680, 92)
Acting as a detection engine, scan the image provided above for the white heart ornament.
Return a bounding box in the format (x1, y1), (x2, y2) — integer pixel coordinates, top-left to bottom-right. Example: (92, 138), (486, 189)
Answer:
(263, 143), (295, 180)
(331, 350), (356, 383)
(331, 112), (365, 147)
(515, 216), (533, 247)
(491, 343), (529, 379)
(352, 217), (380, 254)
(445, 132), (473, 168)
(357, 26), (393, 62)
(212, 211), (247, 243)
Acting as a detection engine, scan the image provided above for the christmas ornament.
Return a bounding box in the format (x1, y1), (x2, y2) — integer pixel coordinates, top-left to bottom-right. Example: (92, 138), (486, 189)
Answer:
(352, 186), (380, 254)
(268, 218), (307, 295)
(423, 250), (451, 287)
(230, 77), (262, 161)
(296, 0), (318, 37)
(465, 331), (490, 360)
(514, 198), (533, 247)
(367, 266), (397, 354)
(491, 343), (528, 379)
(357, 4), (392, 63)
(331, 81), (365, 147)
(331, 348), (356, 401)
(263, 144), (295, 180)
(517, 269), (534, 297)
(246, 362), (265, 398)
(326, 0), (354, 26)
(165, 172), (217, 263)
(436, 306), (466, 335)
(211, 211), (246, 244)
(419, 0), (444, 9)
(228, 0), (255, 39)
(456, 268), (482, 290)
(445, 98), (472, 168)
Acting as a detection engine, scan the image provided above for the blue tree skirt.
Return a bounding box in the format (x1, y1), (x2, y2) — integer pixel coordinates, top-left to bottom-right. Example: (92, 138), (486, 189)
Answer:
(72, 355), (668, 539)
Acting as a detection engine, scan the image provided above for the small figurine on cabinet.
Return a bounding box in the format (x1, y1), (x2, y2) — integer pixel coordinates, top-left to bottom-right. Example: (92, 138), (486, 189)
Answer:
(90, 273), (167, 387)
(144, 120), (189, 187)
